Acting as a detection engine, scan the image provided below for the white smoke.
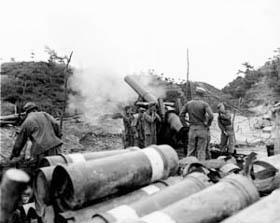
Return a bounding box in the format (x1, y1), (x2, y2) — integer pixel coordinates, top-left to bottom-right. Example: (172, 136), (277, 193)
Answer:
(68, 67), (134, 124)
(129, 71), (167, 100)
(68, 67), (168, 125)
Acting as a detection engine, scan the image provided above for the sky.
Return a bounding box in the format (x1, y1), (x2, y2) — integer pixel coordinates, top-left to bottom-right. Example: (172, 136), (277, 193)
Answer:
(1, 0), (280, 89)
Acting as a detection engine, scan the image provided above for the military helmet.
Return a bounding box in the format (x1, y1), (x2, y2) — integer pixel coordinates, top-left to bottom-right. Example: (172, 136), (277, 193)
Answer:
(23, 102), (38, 113)
(195, 86), (206, 96)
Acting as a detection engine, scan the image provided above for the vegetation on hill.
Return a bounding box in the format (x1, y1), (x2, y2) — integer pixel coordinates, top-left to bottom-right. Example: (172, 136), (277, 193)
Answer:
(0, 60), (232, 118)
(1, 61), (73, 116)
(1, 48), (279, 118)
(222, 48), (280, 107)
(141, 72), (230, 112)
(1, 49), (73, 117)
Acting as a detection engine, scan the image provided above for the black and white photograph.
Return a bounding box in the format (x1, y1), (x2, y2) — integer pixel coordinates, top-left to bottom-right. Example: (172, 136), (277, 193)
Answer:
(0, 0), (279, 222)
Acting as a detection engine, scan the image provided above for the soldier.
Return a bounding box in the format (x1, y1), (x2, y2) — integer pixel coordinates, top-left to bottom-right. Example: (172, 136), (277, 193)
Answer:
(179, 88), (213, 160)
(143, 103), (161, 147)
(122, 106), (134, 148)
(136, 107), (146, 148)
(9, 102), (63, 165)
(265, 101), (280, 155)
(217, 103), (235, 155)
(10, 185), (36, 223)
(130, 110), (139, 147)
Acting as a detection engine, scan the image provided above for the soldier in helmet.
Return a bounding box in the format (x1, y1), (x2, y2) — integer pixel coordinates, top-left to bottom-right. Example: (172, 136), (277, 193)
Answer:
(143, 103), (161, 147)
(179, 87), (214, 160)
(217, 102), (235, 155)
(136, 107), (146, 148)
(9, 102), (63, 165)
(122, 106), (135, 148)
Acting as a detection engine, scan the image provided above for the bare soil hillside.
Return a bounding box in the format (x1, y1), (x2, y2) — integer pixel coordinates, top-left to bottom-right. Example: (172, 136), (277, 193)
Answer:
(0, 116), (123, 162)
(245, 77), (279, 107)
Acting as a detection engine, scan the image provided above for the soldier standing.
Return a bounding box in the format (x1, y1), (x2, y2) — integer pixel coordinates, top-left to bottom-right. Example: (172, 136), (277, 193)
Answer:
(217, 103), (235, 155)
(179, 88), (213, 160)
(122, 106), (134, 148)
(143, 103), (161, 147)
(136, 107), (146, 148)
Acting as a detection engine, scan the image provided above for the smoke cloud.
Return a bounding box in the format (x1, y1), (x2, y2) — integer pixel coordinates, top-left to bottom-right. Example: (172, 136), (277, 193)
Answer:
(130, 71), (168, 100)
(68, 67), (167, 125)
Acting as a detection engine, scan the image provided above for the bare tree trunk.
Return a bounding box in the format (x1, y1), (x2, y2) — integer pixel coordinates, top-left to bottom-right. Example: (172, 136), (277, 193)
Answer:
(59, 51), (73, 130)
(232, 98), (242, 145)
(274, 110), (280, 154)
(185, 49), (193, 101)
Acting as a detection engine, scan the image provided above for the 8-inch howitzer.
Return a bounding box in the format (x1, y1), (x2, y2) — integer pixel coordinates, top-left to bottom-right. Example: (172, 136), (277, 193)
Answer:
(124, 75), (188, 157)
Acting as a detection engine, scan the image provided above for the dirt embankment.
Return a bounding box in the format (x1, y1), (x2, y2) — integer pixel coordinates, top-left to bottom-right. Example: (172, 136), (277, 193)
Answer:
(244, 76), (279, 107)
(0, 115), (124, 162)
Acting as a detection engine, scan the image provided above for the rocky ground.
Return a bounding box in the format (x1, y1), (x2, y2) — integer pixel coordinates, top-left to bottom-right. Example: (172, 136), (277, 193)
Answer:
(0, 115), (124, 162)
(0, 110), (273, 162)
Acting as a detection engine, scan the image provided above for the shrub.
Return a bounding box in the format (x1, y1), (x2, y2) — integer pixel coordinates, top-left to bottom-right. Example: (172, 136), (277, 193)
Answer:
(1, 61), (73, 117)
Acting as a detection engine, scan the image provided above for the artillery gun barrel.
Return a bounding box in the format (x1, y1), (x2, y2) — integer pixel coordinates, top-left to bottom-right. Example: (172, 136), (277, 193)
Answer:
(124, 75), (184, 133)
(124, 75), (158, 103)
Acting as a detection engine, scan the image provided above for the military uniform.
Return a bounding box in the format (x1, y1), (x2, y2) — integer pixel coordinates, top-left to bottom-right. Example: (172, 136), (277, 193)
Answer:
(180, 99), (213, 160)
(218, 110), (235, 154)
(11, 111), (62, 163)
(136, 111), (145, 148)
(143, 110), (161, 147)
(123, 114), (134, 148)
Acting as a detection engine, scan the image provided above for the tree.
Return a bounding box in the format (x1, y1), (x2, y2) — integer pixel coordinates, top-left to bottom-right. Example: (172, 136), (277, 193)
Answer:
(30, 51), (35, 60)
(268, 63), (280, 93)
(45, 46), (68, 65)
(273, 47), (280, 61)
(237, 62), (254, 75)
(223, 62), (263, 99)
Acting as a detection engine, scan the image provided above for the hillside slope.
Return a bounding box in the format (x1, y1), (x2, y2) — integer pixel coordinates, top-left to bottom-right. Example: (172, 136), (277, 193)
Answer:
(222, 54), (280, 110)
(1, 61), (73, 116)
(1, 62), (229, 117)
(244, 76), (278, 107)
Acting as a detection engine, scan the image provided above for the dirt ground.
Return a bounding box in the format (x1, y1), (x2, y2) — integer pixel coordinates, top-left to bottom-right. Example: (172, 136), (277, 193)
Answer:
(0, 115), (124, 162)
(0, 111), (272, 163)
